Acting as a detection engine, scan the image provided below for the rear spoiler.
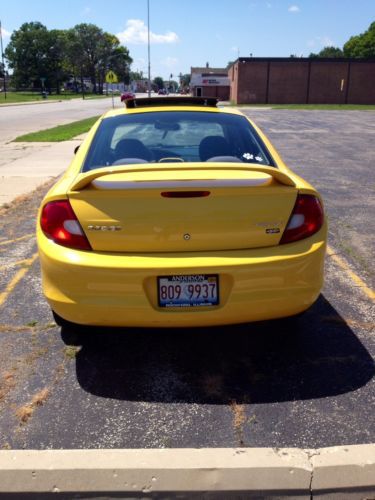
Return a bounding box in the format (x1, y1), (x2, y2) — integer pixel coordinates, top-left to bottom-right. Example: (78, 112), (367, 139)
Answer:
(69, 164), (296, 191)
(125, 97), (219, 108)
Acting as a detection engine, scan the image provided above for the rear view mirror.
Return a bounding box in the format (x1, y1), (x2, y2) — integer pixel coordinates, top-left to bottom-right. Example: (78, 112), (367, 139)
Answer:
(74, 145), (80, 155)
(155, 121), (180, 131)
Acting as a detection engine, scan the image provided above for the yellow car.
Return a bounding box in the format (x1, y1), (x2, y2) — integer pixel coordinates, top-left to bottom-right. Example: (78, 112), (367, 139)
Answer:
(37, 97), (327, 327)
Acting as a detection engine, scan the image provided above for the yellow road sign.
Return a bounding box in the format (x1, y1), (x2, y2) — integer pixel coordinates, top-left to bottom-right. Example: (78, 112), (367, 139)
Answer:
(105, 71), (118, 83)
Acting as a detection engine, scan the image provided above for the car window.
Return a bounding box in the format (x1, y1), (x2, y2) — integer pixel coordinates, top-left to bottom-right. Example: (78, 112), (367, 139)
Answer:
(82, 111), (275, 171)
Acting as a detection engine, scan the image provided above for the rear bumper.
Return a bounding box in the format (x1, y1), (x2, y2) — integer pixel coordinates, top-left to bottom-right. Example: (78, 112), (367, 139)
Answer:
(38, 227), (326, 327)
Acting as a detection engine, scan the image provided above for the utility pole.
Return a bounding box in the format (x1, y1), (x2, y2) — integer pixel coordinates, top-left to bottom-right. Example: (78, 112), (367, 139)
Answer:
(0, 20), (7, 99)
(147, 0), (151, 97)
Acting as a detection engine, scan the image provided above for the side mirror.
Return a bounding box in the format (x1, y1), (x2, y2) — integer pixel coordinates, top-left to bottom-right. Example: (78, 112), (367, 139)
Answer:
(74, 145), (80, 155)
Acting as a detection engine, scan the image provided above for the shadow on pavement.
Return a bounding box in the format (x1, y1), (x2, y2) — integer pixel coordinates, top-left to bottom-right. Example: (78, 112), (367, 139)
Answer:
(62, 294), (374, 404)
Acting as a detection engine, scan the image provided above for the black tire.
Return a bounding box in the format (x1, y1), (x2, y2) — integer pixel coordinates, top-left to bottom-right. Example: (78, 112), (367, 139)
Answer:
(52, 310), (84, 346)
(52, 310), (72, 328)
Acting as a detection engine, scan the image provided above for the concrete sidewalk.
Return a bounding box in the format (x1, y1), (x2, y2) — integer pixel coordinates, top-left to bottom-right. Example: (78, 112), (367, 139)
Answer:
(0, 140), (81, 206)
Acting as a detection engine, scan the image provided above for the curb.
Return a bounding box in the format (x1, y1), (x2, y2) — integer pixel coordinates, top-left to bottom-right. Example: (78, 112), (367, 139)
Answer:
(0, 96), (111, 108)
(0, 99), (63, 107)
(0, 445), (374, 498)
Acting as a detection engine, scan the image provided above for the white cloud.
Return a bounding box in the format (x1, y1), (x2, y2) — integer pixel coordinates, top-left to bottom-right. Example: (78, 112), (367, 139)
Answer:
(288, 5), (300, 12)
(320, 36), (334, 46)
(117, 19), (179, 45)
(161, 57), (179, 68)
(0, 26), (11, 39)
(307, 36), (335, 48)
(81, 6), (92, 17)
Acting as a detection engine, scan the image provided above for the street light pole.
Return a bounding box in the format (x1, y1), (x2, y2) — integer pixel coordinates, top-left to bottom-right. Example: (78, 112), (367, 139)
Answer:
(0, 20), (7, 100)
(147, 0), (151, 97)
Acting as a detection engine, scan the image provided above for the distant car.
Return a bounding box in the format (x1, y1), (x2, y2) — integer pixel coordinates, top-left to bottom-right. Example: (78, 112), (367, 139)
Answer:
(120, 91), (135, 102)
(37, 96), (326, 328)
(158, 89), (167, 95)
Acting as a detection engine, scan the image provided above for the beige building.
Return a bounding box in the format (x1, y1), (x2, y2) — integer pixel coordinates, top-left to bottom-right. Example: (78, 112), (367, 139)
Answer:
(190, 65), (230, 100)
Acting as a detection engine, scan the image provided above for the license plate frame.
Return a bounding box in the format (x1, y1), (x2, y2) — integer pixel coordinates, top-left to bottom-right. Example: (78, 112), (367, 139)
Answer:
(157, 274), (219, 308)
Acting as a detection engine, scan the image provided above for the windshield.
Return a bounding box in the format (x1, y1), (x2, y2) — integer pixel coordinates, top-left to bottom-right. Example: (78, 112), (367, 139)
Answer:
(82, 111), (275, 172)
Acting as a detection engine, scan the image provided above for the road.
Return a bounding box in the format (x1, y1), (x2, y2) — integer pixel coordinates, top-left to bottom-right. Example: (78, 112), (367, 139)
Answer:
(0, 107), (374, 450)
(0, 96), (135, 205)
(0, 96), (124, 143)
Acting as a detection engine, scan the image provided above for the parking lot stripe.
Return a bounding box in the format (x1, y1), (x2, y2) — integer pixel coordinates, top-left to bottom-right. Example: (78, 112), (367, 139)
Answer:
(327, 245), (375, 301)
(0, 234), (35, 246)
(0, 252), (38, 307)
(0, 257), (36, 272)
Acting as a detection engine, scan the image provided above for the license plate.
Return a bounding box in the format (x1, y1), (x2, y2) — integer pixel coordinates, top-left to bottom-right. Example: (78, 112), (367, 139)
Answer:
(158, 274), (219, 308)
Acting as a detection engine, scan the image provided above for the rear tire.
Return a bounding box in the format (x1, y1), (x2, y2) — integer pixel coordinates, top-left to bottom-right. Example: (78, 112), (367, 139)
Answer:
(52, 310), (72, 328)
(52, 310), (84, 346)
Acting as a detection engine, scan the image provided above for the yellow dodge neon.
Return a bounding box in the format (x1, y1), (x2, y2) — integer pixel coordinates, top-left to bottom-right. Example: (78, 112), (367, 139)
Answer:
(37, 97), (327, 327)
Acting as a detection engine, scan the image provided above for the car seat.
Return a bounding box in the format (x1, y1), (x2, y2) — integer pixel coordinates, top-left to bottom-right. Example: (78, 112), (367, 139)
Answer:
(114, 138), (153, 162)
(199, 136), (232, 161)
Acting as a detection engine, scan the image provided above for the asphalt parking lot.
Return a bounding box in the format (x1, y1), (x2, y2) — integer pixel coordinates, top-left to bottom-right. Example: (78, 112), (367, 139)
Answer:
(0, 109), (374, 450)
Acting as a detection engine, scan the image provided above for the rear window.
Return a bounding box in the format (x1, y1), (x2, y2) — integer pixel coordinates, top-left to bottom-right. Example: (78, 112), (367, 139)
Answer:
(82, 111), (275, 172)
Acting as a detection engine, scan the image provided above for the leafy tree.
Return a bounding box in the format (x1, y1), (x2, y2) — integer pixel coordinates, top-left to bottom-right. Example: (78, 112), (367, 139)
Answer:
(309, 46), (344, 58)
(168, 80), (178, 91)
(5, 22), (64, 90)
(66, 24), (132, 93)
(130, 70), (144, 81)
(64, 28), (88, 93)
(5, 21), (132, 93)
(153, 76), (164, 90)
(47, 30), (70, 93)
(344, 22), (375, 58)
(180, 73), (191, 87)
(103, 38), (132, 86)
(0, 61), (4, 78)
(68, 24), (104, 93)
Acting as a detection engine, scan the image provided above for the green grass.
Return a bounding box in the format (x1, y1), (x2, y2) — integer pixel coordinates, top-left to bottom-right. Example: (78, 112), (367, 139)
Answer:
(232, 103), (375, 110)
(0, 91), (108, 105)
(14, 116), (101, 142)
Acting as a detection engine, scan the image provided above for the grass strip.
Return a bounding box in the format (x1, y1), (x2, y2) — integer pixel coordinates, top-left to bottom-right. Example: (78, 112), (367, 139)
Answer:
(232, 103), (375, 110)
(0, 91), (108, 104)
(13, 116), (100, 142)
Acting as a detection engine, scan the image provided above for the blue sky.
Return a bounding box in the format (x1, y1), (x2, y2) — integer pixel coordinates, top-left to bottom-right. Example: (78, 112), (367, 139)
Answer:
(1, 0), (374, 80)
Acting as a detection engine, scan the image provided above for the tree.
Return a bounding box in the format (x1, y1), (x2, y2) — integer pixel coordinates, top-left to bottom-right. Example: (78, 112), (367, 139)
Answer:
(68, 24), (104, 93)
(168, 80), (178, 91)
(153, 76), (164, 90)
(344, 22), (375, 58)
(5, 21), (133, 94)
(180, 73), (191, 87)
(130, 70), (143, 81)
(64, 28), (86, 93)
(103, 38), (132, 86)
(47, 30), (70, 93)
(65, 24), (132, 94)
(5, 22), (65, 90)
(309, 46), (344, 58)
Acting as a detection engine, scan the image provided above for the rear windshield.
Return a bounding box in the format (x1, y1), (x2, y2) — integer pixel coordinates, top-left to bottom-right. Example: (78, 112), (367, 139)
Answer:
(82, 111), (275, 172)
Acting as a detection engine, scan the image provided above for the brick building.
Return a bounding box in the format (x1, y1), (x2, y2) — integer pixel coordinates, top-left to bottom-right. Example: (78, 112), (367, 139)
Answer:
(228, 57), (375, 105)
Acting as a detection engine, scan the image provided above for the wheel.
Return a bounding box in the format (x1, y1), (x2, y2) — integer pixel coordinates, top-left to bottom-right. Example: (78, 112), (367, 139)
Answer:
(52, 310), (84, 345)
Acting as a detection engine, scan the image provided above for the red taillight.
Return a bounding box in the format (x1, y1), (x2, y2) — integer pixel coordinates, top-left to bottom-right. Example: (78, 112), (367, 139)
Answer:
(280, 194), (324, 245)
(40, 200), (92, 251)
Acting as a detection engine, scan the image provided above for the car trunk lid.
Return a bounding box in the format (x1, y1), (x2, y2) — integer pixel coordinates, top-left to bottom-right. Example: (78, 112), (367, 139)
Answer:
(68, 163), (298, 252)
